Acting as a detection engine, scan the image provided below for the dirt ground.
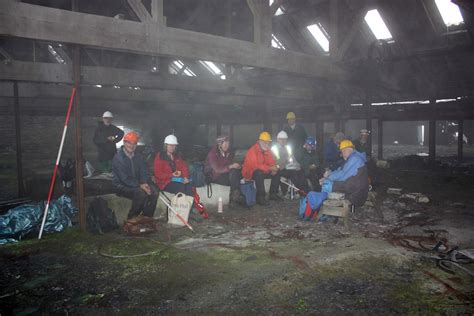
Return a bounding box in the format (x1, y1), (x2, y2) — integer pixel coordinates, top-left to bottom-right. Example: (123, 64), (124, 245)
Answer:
(1, 157), (474, 315)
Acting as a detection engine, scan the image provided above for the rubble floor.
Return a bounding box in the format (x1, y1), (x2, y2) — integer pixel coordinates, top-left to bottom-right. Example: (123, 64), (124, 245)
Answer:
(1, 165), (474, 315)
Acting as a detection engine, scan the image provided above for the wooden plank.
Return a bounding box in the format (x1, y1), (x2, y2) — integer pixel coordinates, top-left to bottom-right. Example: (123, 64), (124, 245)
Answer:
(0, 1), (347, 80)
(151, 0), (165, 24)
(127, 0), (152, 22)
(13, 81), (25, 197)
(0, 61), (314, 101)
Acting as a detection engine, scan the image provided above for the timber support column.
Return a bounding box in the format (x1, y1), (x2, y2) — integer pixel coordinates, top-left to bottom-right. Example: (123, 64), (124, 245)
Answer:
(13, 81), (25, 197)
(429, 119), (436, 162)
(377, 119), (383, 160)
(458, 119), (464, 162)
(72, 0), (86, 231)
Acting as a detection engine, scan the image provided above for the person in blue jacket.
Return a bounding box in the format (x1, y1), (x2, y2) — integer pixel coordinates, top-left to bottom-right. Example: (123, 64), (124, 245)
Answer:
(321, 140), (369, 207)
(323, 132), (345, 171)
(112, 131), (157, 219)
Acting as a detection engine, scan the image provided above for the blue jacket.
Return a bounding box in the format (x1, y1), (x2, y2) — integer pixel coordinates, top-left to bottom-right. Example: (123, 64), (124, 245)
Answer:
(328, 151), (367, 182)
(323, 140), (344, 171)
(112, 147), (149, 190)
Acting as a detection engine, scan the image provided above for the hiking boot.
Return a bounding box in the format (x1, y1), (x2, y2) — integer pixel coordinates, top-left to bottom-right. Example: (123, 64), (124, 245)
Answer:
(257, 196), (269, 206)
(269, 193), (283, 201)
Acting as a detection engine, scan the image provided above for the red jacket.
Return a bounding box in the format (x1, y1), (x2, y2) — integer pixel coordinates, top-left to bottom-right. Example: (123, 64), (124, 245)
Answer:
(154, 151), (190, 190)
(242, 142), (276, 180)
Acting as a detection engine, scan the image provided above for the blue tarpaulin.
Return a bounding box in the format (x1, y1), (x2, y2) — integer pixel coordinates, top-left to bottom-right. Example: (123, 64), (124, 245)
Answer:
(0, 195), (77, 244)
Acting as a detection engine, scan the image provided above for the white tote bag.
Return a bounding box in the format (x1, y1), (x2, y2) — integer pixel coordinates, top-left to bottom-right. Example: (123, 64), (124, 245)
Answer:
(168, 193), (193, 226)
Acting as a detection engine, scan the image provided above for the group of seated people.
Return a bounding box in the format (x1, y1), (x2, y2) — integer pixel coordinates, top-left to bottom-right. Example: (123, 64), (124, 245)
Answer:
(111, 112), (370, 219)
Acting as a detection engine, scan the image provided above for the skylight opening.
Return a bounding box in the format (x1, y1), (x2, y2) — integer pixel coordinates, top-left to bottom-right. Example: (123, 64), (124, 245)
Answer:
(169, 60), (196, 77)
(47, 44), (66, 64)
(271, 34), (286, 50)
(306, 23), (330, 53)
(199, 61), (226, 80)
(364, 9), (393, 40)
(435, 0), (464, 27)
(269, 0), (284, 16)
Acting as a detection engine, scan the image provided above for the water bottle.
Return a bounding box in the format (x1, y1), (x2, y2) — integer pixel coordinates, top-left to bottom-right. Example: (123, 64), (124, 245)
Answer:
(217, 197), (223, 213)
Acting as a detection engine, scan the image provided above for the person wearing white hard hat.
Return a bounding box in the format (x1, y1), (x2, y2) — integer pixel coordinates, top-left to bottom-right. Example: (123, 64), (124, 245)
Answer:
(93, 111), (124, 173)
(153, 134), (193, 196)
(269, 130), (308, 200)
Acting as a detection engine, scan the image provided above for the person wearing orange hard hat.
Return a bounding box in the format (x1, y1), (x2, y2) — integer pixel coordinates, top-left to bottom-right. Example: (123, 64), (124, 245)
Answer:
(112, 131), (158, 219)
(319, 140), (369, 208)
(93, 111), (124, 174)
(242, 131), (278, 205)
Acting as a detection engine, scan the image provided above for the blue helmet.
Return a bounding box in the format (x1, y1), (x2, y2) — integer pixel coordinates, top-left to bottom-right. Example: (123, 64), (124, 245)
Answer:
(305, 136), (316, 146)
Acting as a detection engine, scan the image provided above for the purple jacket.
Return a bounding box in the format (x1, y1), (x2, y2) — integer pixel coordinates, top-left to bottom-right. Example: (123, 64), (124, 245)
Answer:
(205, 146), (234, 181)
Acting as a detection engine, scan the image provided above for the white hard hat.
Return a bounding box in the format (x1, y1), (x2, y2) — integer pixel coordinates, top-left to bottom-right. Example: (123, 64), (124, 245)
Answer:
(102, 111), (113, 118)
(164, 134), (178, 145)
(277, 131), (288, 139)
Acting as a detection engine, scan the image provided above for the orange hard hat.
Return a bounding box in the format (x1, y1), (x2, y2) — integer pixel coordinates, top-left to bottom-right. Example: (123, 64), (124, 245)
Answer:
(123, 131), (139, 143)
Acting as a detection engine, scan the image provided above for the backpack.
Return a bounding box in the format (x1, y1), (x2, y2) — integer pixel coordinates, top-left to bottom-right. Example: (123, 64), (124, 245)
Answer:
(240, 180), (256, 207)
(189, 163), (206, 187)
(299, 191), (328, 221)
(86, 197), (118, 234)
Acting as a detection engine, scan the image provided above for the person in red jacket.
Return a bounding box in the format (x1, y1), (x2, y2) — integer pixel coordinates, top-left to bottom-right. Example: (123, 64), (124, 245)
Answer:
(242, 131), (278, 205)
(154, 134), (193, 196)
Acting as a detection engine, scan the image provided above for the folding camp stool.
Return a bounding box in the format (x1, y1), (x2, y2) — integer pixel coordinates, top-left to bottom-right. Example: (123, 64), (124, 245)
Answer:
(317, 196), (351, 227)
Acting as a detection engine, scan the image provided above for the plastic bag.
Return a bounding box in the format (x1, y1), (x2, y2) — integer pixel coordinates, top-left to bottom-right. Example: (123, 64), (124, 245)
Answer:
(0, 195), (78, 244)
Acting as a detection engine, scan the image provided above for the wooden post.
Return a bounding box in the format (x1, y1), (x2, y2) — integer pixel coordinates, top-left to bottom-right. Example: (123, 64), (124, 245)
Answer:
(263, 104), (272, 134)
(429, 119), (436, 161)
(366, 118), (372, 158)
(458, 119), (464, 162)
(73, 0), (86, 231)
(377, 119), (383, 160)
(216, 116), (222, 136)
(13, 81), (25, 197)
(315, 120), (324, 161)
(229, 123), (234, 145)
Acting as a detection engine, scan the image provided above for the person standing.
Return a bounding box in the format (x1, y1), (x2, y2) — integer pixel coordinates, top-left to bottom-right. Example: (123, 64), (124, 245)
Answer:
(283, 112), (307, 161)
(112, 132), (157, 219)
(93, 111), (124, 174)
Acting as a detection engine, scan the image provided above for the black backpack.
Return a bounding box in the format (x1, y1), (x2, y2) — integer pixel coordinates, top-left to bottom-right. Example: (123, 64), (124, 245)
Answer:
(86, 197), (118, 234)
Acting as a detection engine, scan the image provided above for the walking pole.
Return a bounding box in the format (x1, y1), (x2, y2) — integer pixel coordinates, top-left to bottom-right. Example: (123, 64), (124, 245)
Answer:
(280, 177), (307, 197)
(38, 88), (77, 239)
(158, 195), (194, 232)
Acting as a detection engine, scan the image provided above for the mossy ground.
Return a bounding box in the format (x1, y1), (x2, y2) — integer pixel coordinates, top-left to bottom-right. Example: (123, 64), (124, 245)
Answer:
(1, 224), (472, 315)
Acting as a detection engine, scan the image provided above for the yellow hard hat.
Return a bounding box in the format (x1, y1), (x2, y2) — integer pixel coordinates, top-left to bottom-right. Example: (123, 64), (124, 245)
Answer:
(258, 131), (272, 142)
(339, 140), (354, 150)
(286, 112), (296, 120)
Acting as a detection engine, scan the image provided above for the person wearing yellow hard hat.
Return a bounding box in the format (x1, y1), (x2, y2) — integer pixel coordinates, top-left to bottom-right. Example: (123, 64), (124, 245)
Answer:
(283, 112), (307, 161)
(242, 131), (278, 205)
(112, 131), (158, 219)
(319, 139), (369, 208)
(93, 110), (124, 174)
